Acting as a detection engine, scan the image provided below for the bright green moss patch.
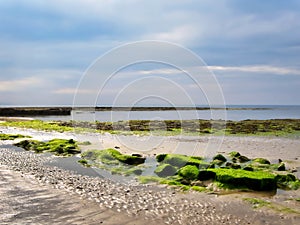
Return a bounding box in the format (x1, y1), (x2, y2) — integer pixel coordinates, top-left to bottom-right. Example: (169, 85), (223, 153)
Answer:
(2, 120), (74, 132)
(156, 153), (204, 167)
(209, 168), (277, 191)
(0, 133), (31, 140)
(178, 165), (199, 180)
(14, 139), (80, 156)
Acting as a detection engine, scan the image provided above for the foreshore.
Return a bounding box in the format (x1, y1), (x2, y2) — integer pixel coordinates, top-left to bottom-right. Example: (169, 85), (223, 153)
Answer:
(1, 126), (300, 224)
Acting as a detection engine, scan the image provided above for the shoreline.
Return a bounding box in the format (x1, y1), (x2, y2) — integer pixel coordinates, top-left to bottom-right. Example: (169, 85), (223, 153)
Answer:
(1, 126), (300, 224)
(1, 144), (299, 224)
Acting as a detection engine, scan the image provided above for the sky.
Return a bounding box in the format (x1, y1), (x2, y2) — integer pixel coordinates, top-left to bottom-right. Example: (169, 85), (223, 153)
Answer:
(0, 0), (300, 106)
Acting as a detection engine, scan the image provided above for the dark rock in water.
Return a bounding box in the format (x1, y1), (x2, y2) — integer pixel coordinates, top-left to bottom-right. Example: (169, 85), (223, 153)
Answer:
(238, 155), (250, 163)
(291, 168), (298, 173)
(278, 159), (282, 163)
(212, 159), (225, 166)
(213, 154), (227, 163)
(154, 164), (177, 177)
(114, 146), (120, 149)
(277, 163), (286, 171)
(132, 169), (143, 175)
(156, 154), (167, 162)
(198, 170), (216, 181)
(132, 153), (142, 157)
(226, 162), (241, 169)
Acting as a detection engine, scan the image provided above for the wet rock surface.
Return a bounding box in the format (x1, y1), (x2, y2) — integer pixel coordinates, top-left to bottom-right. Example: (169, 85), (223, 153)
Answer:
(0, 145), (299, 224)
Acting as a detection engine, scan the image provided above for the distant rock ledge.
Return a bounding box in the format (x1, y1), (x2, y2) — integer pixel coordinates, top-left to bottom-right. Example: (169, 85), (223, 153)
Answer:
(0, 107), (72, 116)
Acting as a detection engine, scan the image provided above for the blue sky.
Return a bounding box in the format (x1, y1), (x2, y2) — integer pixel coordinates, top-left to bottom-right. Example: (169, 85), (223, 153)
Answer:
(0, 0), (300, 106)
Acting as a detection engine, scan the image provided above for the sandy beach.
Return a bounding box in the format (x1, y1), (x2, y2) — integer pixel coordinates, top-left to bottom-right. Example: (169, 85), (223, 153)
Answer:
(1, 126), (300, 224)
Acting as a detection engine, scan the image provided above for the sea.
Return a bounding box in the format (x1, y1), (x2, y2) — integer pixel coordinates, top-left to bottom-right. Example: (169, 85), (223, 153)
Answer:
(30, 105), (300, 122)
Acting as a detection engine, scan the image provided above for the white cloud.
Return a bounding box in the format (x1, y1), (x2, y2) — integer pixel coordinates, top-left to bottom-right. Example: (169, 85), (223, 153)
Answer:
(207, 65), (300, 75)
(0, 76), (44, 92)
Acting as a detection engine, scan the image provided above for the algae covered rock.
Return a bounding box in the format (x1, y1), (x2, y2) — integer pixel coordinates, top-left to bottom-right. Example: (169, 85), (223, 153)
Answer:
(154, 164), (177, 177)
(253, 158), (271, 165)
(14, 139), (80, 156)
(229, 151), (241, 158)
(178, 165), (199, 180)
(209, 168), (277, 191)
(158, 154), (203, 167)
(156, 154), (167, 162)
(83, 149), (145, 165)
(213, 154), (227, 163)
(0, 133), (31, 140)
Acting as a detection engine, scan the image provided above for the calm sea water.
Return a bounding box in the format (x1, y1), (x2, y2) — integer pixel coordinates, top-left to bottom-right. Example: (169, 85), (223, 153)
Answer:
(33, 105), (300, 122)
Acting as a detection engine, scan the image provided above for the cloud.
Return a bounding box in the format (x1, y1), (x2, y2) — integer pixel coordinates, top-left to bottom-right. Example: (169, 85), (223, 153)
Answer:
(0, 76), (44, 92)
(207, 65), (300, 75)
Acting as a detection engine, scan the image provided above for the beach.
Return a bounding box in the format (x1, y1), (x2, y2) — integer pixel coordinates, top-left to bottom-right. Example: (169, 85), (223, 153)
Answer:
(1, 125), (300, 224)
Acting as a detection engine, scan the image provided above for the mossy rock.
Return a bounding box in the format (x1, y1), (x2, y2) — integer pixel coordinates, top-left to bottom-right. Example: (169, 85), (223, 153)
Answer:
(209, 168), (277, 191)
(225, 162), (241, 169)
(160, 154), (203, 167)
(83, 149), (145, 165)
(275, 174), (300, 190)
(156, 154), (167, 162)
(14, 139), (80, 156)
(238, 155), (251, 163)
(178, 165), (199, 180)
(212, 159), (225, 166)
(154, 164), (177, 177)
(108, 149), (145, 165)
(253, 158), (271, 165)
(198, 170), (216, 181)
(228, 151), (241, 158)
(0, 133), (31, 140)
(213, 154), (227, 162)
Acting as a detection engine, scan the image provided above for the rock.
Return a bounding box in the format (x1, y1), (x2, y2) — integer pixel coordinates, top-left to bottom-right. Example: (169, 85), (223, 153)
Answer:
(209, 168), (277, 191)
(178, 165), (199, 180)
(156, 154), (167, 162)
(238, 155), (250, 163)
(243, 166), (254, 171)
(213, 154), (227, 163)
(228, 151), (241, 158)
(154, 164), (177, 177)
(198, 170), (216, 181)
(253, 158), (271, 165)
(277, 163), (286, 171)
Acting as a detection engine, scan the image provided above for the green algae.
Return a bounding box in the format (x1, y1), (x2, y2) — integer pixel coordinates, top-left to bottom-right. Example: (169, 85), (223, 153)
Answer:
(208, 168), (277, 191)
(81, 149), (146, 176)
(2, 119), (300, 137)
(178, 165), (199, 180)
(14, 139), (80, 156)
(0, 133), (31, 140)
